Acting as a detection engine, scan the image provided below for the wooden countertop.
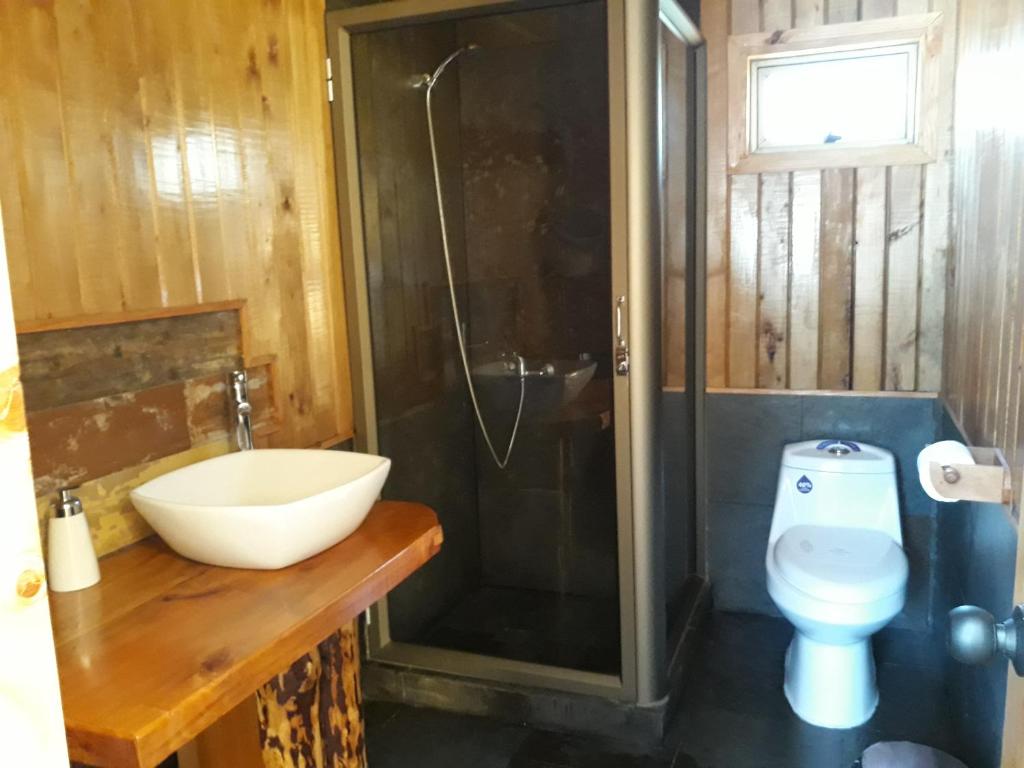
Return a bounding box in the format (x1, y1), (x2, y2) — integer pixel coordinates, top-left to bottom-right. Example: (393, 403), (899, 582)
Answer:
(49, 501), (442, 768)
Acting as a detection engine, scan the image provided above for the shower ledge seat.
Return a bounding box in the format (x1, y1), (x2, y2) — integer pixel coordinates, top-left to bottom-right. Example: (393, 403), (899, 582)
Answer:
(49, 501), (443, 768)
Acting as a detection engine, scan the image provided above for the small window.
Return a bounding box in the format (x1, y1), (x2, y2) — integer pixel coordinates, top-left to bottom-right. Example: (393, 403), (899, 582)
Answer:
(752, 44), (918, 151)
(728, 14), (943, 173)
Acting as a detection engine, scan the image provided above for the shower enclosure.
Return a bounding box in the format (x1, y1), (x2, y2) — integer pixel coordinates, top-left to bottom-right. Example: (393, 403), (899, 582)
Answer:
(327, 0), (703, 705)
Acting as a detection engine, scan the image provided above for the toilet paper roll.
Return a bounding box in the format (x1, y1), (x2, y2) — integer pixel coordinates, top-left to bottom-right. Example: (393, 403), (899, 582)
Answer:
(917, 440), (975, 503)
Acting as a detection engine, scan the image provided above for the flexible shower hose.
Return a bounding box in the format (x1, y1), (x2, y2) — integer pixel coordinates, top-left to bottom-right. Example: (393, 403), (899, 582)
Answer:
(423, 50), (525, 470)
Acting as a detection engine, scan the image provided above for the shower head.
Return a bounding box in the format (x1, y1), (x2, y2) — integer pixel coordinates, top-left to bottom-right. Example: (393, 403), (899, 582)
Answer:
(411, 43), (481, 91)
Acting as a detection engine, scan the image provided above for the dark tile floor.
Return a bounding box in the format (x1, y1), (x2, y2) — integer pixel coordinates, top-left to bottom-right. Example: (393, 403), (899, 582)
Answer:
(366, 612), (965, 768)
(415, 585), (621, 675)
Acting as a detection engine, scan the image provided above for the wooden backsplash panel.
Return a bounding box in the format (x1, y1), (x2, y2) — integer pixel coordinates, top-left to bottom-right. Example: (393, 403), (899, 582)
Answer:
(28, 383), (192, 497)
(22, 308), (278, 553)
(0, 0), (352, 447)
(703, 0), (957, 392)
(18, 310), (243, 412)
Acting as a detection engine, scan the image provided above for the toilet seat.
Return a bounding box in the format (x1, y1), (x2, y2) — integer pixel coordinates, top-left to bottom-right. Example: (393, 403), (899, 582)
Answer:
(772, 525), (907, 604)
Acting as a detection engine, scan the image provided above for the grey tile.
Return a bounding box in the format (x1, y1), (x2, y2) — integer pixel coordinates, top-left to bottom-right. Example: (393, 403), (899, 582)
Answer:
(938, 403), (964, 442)
(706, 394), (802, 505)
(706, 502), (779, 616)
(366, 704), (531, 768)
(869, 661), (957, 753)
(874, 627), (946, 671)
(931, 413), (1015, 767)
(935, 500), (972, 614)
(664, 389), (696, 606)
(674, 613), (791, 720)
(670, 703), (879, 768)
(509, 730), (672, 768)
(799, 396), (939, 518)
(665, 613), (961, 768)
(964, 500), (1017, 615)
(947, 659), (1007, 768)
(891, 514), (935, 632)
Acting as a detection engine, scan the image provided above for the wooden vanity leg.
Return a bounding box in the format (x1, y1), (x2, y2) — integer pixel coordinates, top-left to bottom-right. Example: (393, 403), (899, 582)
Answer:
(256, 620), (367, 768)
(319, 622), (368, 767)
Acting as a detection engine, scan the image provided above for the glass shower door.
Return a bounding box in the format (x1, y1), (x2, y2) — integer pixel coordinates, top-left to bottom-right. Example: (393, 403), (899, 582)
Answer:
(327, 0), (701, 704)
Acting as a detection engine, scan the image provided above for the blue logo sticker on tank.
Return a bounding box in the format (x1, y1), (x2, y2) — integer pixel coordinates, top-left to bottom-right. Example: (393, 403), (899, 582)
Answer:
(816, 439), (862, 452)
(797, 475), (813, 494)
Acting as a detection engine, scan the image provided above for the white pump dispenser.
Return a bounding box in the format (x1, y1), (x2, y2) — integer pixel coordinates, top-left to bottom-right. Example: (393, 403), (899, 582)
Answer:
(47, 488), (100, 593)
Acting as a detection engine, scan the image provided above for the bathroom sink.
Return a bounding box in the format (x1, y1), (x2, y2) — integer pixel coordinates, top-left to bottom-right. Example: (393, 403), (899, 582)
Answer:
(129, 449), (391, 569)
(471, 358), (597, 418)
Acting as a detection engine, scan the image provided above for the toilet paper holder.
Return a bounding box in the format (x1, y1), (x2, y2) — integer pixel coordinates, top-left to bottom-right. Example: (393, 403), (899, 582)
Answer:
(928, 446), (1013, 505)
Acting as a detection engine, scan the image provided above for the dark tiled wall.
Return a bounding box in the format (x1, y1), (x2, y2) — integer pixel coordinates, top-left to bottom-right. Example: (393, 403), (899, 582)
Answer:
(664, 389), (696, 624)
(936, 408), (1018, 768)
(705, 393), (941, 630)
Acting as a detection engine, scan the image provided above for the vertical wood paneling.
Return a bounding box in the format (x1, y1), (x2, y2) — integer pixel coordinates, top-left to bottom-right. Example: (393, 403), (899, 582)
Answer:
(0, 0), (353, 447)
(662, 29), (689, 389)
(821, 0), (858, 392)
(884, 166), (923, 390)
(915, 0), (956, 391)
(790, 170), (821, 389)
(882, 0), (929, 391)
(852, 168), (887, 390)
(757, 172), (790, 388)
(703, 0), (730, 388)
(818, 169), (853, 388)
(97, 0), (164, 311)
(54, 1), (127, 313)
(727, 174), (758, 387)
(725, 0), (761, 387)
(0, 2), (83, 317)
(133, 2), (201, 307)
(703, 0), (956, 393)
(755, 0), (794, 393)
(940, 2), (1024, 758)
(789, 0), (825, 389)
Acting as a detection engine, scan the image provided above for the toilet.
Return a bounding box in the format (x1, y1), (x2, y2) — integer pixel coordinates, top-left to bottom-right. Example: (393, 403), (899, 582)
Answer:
(766, 439), (908, 730)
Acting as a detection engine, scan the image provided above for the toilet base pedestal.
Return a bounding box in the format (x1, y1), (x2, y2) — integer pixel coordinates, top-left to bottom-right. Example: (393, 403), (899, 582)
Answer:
(783, 632), (878, 729)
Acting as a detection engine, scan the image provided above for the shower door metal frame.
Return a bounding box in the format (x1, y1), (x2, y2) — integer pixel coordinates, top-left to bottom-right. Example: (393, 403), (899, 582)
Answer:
(326, 0), (700, 705)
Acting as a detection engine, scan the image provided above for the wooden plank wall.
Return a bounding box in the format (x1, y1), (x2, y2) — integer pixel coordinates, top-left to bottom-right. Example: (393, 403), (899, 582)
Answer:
(703, 0), (957, 392)
(942, 3), (1024, 761)
(0, 0), (352, 448)
(944, 0), (1024, 502)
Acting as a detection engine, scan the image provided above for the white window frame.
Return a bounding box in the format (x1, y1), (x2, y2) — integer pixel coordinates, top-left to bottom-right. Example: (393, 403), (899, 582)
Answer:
(727, 13), (944, 174)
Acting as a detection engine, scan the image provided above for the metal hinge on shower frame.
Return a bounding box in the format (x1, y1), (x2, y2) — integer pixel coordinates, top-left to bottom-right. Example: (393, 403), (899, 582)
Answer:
(326, 57), (334, 103)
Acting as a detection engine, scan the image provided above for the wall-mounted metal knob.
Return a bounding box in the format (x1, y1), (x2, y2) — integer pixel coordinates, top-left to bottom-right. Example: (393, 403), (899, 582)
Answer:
(948, 604), (1024, 676)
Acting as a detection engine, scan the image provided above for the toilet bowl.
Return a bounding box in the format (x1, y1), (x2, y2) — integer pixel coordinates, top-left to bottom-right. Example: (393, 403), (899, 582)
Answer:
(766, 440), (908, 729)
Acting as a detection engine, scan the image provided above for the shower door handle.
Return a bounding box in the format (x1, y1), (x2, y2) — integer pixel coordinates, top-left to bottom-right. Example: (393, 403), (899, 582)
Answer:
(615, 295), (629, 376)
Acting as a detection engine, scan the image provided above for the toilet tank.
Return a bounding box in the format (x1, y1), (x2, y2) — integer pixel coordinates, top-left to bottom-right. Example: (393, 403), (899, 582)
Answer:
(768, 440), (902, 546)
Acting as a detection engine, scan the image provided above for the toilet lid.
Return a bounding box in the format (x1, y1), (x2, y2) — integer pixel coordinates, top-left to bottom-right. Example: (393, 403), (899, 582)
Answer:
(773, 525), (908, 604)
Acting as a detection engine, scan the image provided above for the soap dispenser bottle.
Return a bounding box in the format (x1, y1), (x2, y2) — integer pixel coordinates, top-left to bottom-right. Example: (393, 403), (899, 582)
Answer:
(47, 488), (100, 592)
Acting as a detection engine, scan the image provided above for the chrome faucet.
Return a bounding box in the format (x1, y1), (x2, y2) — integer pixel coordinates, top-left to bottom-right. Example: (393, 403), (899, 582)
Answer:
(230, 370), (254, 451)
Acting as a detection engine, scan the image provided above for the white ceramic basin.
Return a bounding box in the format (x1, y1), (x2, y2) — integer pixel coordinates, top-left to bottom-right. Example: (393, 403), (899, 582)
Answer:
(130, 449), (391, 570)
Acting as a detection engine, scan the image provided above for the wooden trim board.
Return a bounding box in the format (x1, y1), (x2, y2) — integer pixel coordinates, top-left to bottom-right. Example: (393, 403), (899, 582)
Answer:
(707, 387), (940, 398)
